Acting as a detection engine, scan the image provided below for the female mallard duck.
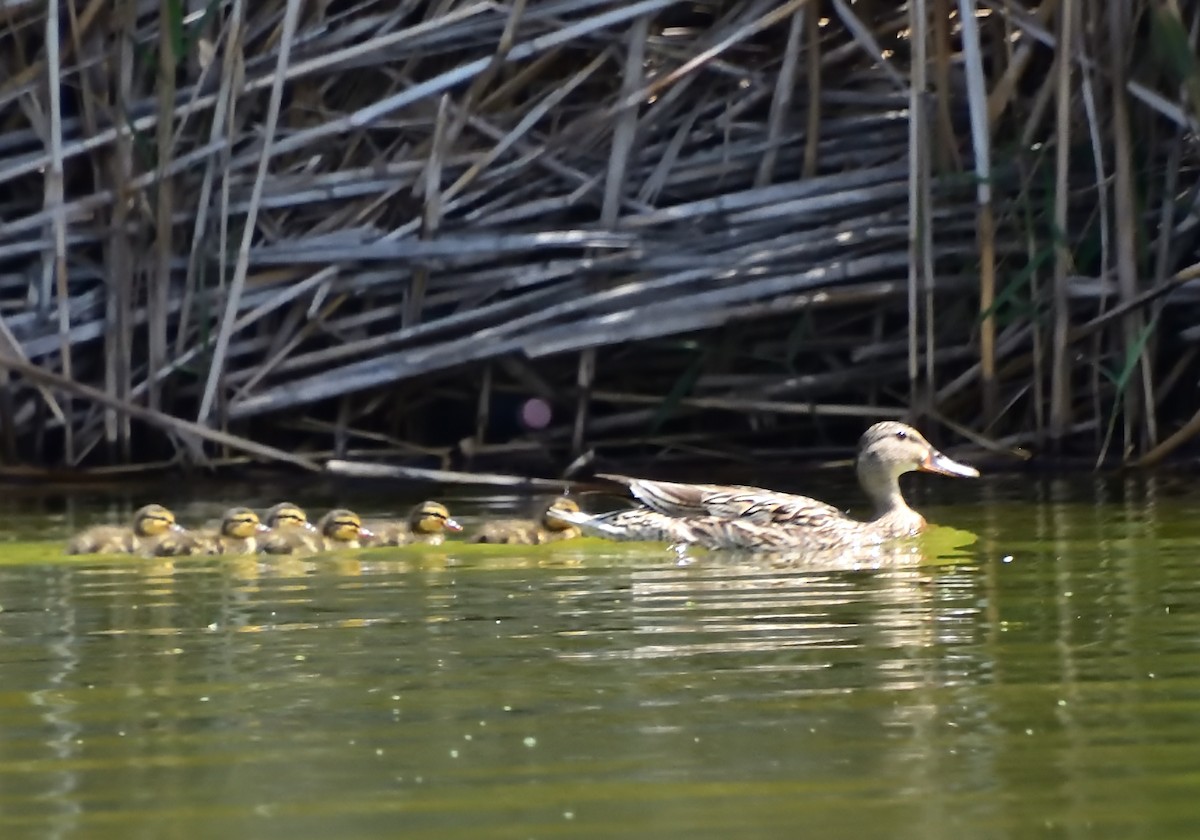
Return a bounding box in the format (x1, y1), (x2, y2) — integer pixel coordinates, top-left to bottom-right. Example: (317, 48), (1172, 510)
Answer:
(66, 504), (183, 555)
(564, 422), (978, 551)
(263, 502), (319, 533)
(259, 508), (373, 555)
(362, 501), (462, 547)
(469, 497), (583, 545)
(147, 506), (269, 556)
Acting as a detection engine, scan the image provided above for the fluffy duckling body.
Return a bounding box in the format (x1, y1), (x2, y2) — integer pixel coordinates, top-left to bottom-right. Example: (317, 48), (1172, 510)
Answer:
(66, 504), (182, 555)
(147, 507), (268, 556)
(470, 497), (583, 545)
(260, 509), (372, 555)
(362, 501), (461, 547)
(264, 502), (319, 533)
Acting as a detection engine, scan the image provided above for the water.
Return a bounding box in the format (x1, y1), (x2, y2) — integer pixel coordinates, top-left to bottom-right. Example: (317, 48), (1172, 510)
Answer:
(0, 474), (1198, 838)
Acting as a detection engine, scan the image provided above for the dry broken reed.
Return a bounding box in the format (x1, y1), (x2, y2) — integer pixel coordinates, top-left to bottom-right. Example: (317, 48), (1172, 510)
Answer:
(1, 0), (1199, 475)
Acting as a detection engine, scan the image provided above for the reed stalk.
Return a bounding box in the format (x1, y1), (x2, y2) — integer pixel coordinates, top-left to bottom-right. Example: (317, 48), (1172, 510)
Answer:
(0, 0), (1195, 472)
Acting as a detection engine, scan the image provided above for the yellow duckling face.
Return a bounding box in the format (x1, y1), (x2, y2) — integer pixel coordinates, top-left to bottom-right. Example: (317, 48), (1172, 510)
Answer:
(409, 501), (462, 535)
(221, 507), (269, 539)
(134, 504), (183, 537)
(265, 502), (318, 532)
(320, 509), (372, 543)
(858, 422), (980, 480)
(542, 497), (581, 531)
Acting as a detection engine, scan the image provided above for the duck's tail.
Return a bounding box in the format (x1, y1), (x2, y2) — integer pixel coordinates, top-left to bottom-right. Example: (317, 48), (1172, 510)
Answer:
(547, 502), (700, 544)
(595, 474), (711, 518)
(542, 505), (629, 540)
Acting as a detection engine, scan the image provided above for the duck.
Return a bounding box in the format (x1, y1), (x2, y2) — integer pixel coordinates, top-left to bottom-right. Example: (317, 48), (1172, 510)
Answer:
(147, 506), (269, 556)
(576, 421), (979, 551)
(361, 501), (462, 547)
(65, 504), (183, 555)
(259, 508), (373, 555)
(263, 501), (319, 533)
(469, 497), (584, 545)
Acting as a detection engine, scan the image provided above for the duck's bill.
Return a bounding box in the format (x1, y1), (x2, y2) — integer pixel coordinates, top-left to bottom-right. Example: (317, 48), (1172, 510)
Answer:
(921, 449), (980, 478)
(170, 523), (185, 532)
(358, 526), (376, 539)
(256, 523), (271, 533)
(443, 518), (463, 532)
(302, 521), (319, 532)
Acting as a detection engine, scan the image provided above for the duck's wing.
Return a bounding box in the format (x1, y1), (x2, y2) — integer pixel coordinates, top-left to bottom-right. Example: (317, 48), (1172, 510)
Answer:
(598, 475), (846, 525)
(672, 517), (872, 552)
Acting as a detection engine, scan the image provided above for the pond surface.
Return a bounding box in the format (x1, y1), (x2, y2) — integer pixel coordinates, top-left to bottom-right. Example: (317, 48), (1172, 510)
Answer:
(0, 473), (1198, 838)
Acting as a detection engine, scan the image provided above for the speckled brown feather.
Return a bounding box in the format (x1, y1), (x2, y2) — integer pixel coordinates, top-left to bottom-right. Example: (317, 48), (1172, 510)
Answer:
(669, 516), (893, 552)
(552, 507), (696, 543)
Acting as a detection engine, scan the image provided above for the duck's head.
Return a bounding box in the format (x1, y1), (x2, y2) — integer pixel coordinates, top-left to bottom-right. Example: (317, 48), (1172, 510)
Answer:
(319, 509), (372, 543)
(408, 501), (462, 535)
(856, 422), (979, 499)
(133, 504), (183, 537)
(220, 507), (269, 539)
(542, 497), (581, 531)
(265, 502), (318, 532)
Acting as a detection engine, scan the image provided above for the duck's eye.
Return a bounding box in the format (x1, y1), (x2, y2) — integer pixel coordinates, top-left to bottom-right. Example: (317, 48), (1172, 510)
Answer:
(894, 430), (908, 440)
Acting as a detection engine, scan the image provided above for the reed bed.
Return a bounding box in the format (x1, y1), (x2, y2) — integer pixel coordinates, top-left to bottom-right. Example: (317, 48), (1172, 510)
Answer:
(0, 0), (1198, 475)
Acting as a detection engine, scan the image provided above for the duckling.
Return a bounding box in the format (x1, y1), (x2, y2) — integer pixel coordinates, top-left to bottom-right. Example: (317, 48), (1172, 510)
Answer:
(259, 508), (373, 555)
(362, 501), (462, 547)
(469, 497), (583, 545)
(263, 501), (319, 533)
(66, 504), (182, 555)
(148, 507), (268, 556)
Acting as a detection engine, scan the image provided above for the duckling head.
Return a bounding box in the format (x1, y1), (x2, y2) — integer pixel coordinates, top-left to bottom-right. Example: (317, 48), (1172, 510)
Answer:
(265, 502), (318, 532)
(542, 497), (581, 531)
(319, 509), (372, 543)
(221, 507), (269, 539)
(133, 504), (183, 537)
(408, 501), (462, 535)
